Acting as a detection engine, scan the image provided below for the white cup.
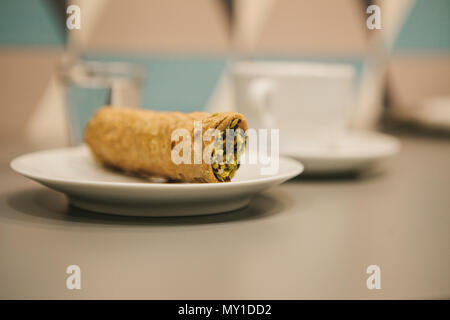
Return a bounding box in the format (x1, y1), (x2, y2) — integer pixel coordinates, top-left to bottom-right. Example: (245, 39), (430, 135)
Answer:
(231, 61), (355, 150)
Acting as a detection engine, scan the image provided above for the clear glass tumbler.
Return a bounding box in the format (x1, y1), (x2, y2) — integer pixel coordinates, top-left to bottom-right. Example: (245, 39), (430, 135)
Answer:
(60, 61), (143, 146)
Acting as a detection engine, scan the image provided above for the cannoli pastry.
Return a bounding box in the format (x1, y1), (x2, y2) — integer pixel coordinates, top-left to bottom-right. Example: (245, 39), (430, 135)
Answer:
(84, 107), (248, 183)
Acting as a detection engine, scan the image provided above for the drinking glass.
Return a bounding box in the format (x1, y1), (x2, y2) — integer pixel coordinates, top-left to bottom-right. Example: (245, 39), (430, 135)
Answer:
(60, 61), (143, 145)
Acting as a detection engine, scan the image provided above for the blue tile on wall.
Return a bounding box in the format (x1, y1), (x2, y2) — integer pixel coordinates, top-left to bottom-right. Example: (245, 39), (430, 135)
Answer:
(0, 0), (65, 46)
(83, 54), (227, 113)
(394, 0), (450, 51)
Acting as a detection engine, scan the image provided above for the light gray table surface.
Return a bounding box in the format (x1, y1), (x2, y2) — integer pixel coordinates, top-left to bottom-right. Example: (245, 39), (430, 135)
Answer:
(1, 131), (449, 299)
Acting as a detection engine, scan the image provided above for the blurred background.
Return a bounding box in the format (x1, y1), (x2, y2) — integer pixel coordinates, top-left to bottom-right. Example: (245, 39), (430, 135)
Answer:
(0, 0), (449, 147)
(1, 0), (450, 300)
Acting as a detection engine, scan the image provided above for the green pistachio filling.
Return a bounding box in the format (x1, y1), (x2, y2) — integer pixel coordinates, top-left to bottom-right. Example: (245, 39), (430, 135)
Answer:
(211, 119), (246, 182)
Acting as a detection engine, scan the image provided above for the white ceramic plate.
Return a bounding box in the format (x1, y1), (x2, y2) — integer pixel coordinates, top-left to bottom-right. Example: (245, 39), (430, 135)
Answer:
(281, 131), (400, 174)
(10, 145), (303, 216)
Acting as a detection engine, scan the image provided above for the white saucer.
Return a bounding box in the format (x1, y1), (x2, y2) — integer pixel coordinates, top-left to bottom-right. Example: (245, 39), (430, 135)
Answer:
(10, 145), (303, 217)
(281, 131), (400, 174)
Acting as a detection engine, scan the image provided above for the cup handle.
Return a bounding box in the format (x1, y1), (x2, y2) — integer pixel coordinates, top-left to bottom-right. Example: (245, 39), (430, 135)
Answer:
(248, 78), (276, 128)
